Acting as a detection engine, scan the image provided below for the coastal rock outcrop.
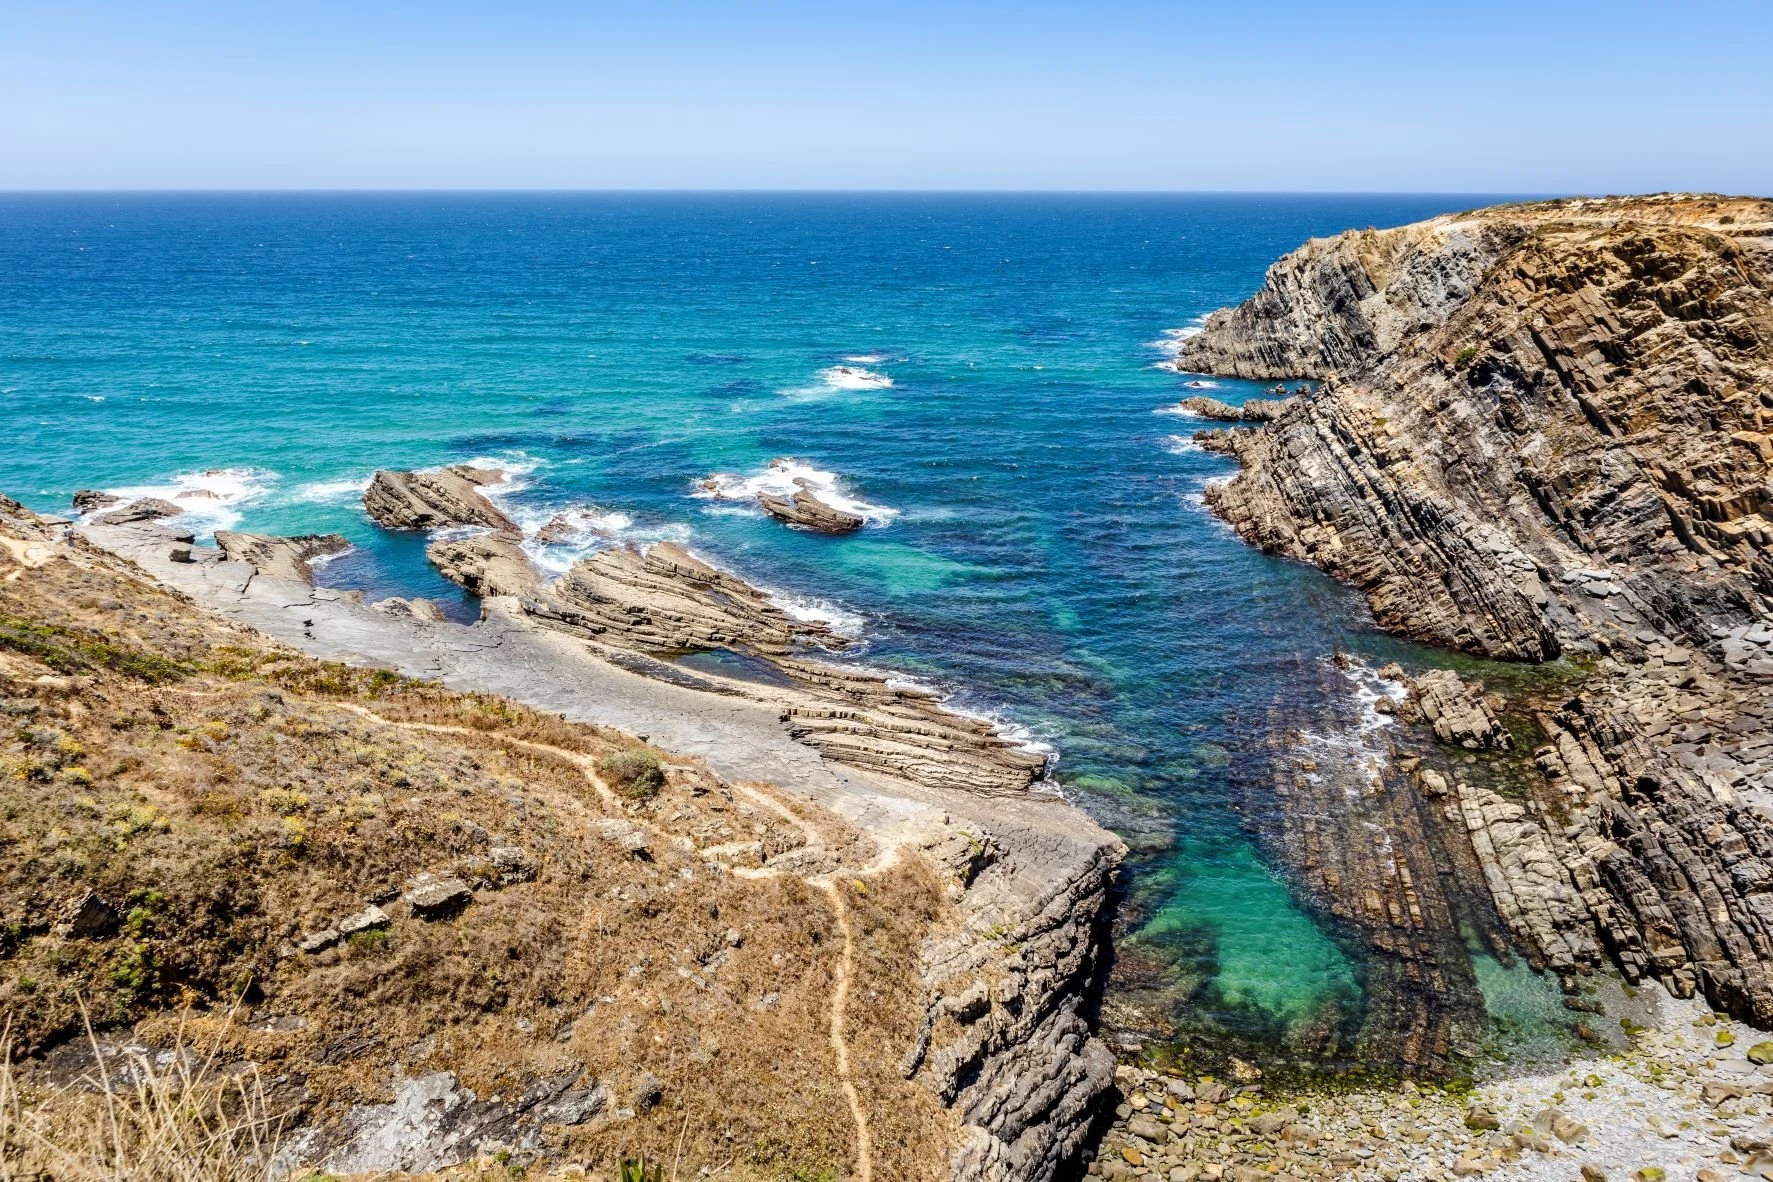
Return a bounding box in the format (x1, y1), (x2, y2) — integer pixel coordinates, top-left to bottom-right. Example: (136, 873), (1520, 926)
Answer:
(93, 497), (185, 526)
(363, 466), (517, 532)
(1183, 194), (1773, 1029)
(758, 485), (866, 533)
(1175, 394), (1294, 423)
(60, 492), (1122, 1181)
(214, 531), (350, 584)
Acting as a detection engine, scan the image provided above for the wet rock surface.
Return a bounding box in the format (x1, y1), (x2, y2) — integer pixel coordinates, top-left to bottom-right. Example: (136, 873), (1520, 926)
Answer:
(758, 485), (866, 533)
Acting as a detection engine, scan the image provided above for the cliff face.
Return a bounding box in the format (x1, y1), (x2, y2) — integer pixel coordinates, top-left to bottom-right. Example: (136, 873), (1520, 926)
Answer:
(1181, 195), (1773, 1031)
(1185, 195), (1773, 662)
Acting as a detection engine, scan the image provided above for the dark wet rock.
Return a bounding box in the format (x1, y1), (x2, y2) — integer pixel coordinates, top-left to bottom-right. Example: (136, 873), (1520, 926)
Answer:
(71, 489), (119, 513)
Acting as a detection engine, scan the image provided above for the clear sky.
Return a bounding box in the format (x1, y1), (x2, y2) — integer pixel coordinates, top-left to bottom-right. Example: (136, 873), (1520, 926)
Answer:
(2, 0), (1768, 192)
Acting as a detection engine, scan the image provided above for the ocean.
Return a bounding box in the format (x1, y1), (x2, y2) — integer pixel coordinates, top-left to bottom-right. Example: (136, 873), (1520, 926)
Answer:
(0, 191), (1550, 1068)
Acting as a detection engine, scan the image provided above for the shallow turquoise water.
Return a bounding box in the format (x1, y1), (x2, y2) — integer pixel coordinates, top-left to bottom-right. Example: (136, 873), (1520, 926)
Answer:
(0, 192), (1525, 1056)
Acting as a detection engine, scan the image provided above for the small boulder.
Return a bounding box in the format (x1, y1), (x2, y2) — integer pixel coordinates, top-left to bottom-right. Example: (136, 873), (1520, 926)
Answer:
(54, 890), (118, 939)
(1749, 1042), (1773, 1065)
(1580, 1166), (1607, 1182)
(298, 928), (341, 954)
(403, 873), (472, 918)
(94, 498), (184, 525)
(1465, 1108), (1502, 1131)
(1633, 1169), (1665, 1182)
(1126, 1114), (1168, 1144)
(338, 904), (391, 937)
(71, 489), (120, 513)
(632, 1071), (663, 1111)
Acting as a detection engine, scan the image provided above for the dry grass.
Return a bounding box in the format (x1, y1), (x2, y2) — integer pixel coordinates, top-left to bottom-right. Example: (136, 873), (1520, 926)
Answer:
(0, 510), (963, 1180)
(0, 1009), (289, 1182)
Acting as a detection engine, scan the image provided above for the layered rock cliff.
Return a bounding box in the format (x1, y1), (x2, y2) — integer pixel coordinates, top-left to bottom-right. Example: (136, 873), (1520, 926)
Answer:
(1179, 194), (1773, 1030)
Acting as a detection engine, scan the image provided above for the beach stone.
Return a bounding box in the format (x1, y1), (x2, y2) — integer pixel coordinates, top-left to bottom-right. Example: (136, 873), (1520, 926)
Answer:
(1128, 1115), (1169, 1144)
(1464, 1108), (1501, 1131)
(1632, 1169), (1665, 1182)
(1748, 1042), (1773, 1065)
(1580, 1167), (1607, 1182)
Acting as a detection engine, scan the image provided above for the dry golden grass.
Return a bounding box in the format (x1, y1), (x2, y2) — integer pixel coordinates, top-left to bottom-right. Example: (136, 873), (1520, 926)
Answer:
(1, 1009), (289, 1182)
(0, 510), (962, 1180)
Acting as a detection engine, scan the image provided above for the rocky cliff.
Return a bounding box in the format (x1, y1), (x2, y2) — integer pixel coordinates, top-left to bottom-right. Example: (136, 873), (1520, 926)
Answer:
(1179, 194), (1773, 1030)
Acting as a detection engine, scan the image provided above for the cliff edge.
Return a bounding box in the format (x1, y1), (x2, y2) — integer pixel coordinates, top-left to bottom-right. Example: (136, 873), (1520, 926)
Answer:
(1179, 194), (1773, 1030)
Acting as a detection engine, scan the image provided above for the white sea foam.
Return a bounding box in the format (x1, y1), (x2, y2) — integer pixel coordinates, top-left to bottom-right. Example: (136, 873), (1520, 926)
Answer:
(1161, 435), (1203, 455)
(1183, 379), (1220, 389)
(842, 353), (887, 364)
(1153, 403), (1205, 418)
(770, 592), (868, 639)
(291, 474), (373, 504)
(514, 505), (689, 576)
(89, 467), (278, 534)
(815, 365), (893, 391)
(692, 458), (898, 526)
(1146, 316), (1210, 357)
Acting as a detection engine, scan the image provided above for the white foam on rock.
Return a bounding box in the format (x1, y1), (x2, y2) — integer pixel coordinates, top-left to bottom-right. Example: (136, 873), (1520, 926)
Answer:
(692, 458), (898, 526)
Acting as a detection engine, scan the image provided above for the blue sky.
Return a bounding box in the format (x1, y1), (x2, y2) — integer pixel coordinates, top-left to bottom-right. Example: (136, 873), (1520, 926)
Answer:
(2, 0), (1768, 191)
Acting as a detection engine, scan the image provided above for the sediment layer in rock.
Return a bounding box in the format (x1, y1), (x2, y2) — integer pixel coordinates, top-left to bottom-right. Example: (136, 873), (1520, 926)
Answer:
(1176, 394), (1294, 423)
(1184, 193), (1773, 1029)
(363, 466), (517, 532)
(213, 530), (350, 584)
(758, 486), (866, 533)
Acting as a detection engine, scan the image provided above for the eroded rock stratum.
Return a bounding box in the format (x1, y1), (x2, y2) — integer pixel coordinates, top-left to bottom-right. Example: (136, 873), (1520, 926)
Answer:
(1181, 194), (1773, 1028)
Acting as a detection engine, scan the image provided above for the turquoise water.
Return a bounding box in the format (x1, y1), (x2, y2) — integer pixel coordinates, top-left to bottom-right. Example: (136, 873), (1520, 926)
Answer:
(0, 192), (1517, 1059)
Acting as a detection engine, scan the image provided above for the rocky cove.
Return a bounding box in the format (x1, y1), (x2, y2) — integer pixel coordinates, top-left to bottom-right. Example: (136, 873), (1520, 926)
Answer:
(6, 192), (1773, 1182)
(1078, 193), (1773, 1182)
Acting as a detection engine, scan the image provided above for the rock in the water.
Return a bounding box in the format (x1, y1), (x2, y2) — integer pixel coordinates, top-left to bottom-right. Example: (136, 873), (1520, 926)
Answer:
(94, 498), (184, 526)
(1177, 394), (1294, 422)
(71, 489), (120, 513)
(214, 531), (351, 584)
(757, 486), (865, 533)
(363, 467), (517, 532)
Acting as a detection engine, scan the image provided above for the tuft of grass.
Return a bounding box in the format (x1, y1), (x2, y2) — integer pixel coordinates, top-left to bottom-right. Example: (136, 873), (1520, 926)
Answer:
(600, 749), (664, 801)
(0, 616), (193, 683)
(1453, 344), (1480, 369)
(0, 1007), (291, 1182)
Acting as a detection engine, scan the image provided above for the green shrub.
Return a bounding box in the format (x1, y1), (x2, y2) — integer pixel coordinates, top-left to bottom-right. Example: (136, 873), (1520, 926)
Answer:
(0, 616), (192, 682)
(600, 749), (664, 800)
(1453, 345), (1480, 368)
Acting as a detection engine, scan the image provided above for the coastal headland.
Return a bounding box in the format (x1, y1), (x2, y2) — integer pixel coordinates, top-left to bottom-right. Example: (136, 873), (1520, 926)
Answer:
(1080, 193), (1773, 1182)
(2, 480), (1123, 1181)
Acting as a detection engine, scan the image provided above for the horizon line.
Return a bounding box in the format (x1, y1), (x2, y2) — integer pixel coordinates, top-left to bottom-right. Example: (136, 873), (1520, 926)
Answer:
(0, 187), (1574, 197)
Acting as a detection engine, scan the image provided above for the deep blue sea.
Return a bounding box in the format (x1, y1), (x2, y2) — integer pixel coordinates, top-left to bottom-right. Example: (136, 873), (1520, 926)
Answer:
(0, 193), (1545, 1061)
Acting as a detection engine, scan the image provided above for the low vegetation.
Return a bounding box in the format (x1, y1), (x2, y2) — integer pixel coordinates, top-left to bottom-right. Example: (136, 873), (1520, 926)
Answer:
(0, 502), (955, 1179)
